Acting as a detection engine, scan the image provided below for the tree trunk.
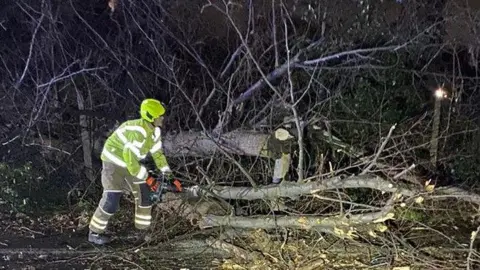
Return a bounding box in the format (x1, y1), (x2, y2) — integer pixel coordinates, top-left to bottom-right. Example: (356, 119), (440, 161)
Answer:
(75, 88), (94, 182)
(162, 130), (270, 157)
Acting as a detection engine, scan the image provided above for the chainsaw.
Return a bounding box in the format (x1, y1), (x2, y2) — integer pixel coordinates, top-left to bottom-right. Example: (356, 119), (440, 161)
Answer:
(147, 171), (183, 203)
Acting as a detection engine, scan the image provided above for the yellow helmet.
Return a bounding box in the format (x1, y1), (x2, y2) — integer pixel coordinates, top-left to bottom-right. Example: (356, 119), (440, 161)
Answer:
(140, 98), (166, 122)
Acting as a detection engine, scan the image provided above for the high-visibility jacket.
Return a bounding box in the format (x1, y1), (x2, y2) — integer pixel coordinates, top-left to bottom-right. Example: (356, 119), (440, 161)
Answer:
(101, 118), (171, 182)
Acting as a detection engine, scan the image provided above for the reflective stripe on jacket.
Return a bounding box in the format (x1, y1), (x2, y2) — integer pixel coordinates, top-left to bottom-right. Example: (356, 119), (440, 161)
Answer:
(101, 118), (170, 181)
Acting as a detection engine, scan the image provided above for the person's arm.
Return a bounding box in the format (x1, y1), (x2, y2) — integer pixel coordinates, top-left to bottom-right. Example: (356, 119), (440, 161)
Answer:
(150, 127), (171, 174)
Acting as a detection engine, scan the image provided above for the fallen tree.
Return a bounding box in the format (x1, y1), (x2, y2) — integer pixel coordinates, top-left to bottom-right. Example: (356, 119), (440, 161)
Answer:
(162, 130), (270, 157)
(159, 170), (480, 250)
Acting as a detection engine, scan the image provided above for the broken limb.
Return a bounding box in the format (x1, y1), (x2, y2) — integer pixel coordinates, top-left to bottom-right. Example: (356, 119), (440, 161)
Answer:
(199, 210), (394, 238)
(431, 186), (480, 205)
(206, 175), (415, 201)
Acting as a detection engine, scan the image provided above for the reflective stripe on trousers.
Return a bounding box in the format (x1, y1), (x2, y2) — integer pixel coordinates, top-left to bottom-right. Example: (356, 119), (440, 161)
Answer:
(89, 191), (122, 234)
(89, 161), (153, 233)
(127, 181), (153, 230)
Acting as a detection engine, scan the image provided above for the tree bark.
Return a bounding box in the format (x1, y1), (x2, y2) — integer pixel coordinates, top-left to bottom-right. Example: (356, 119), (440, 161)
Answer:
(162, 130), (270, 157)
(75, 88), (94, 182)
(200, 210), (393, 238)
(204, 175), (415, 201)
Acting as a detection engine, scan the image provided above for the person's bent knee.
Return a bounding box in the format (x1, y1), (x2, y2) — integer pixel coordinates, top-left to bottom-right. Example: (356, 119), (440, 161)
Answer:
(101, 192), (122, 214)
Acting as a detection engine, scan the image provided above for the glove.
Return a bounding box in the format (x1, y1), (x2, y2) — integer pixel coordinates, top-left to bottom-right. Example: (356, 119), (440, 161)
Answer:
(171, 178), (182, 192)
(145, 173), (159, 192)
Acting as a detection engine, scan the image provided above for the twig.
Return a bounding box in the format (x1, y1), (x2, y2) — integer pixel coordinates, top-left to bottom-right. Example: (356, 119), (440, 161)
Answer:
(24, 142), (72, 155)
(196, 166), (214, 186)
(219, 45), (244, 78)
(271, 0), (279, 67)
(393, 164), (416, 179)
(19, 226), (46, 236)
(1, 135), (20, 146)
(206, 237), (262, 261)
(434, 186), (480, 205)
(301, 45), (403, 66)
(361, 124), (396, 175)
(467, 224), (480, 270)
(284, 18), (305, 182)
(15, 6), (45, 89)
(37, 67), (107, 88)
(215, 144), (257, 189)
(210, 2), (310, 134)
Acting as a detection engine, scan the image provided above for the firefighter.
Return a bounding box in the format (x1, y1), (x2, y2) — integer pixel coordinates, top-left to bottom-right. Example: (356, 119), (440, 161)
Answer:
(88, 98), (179, 245)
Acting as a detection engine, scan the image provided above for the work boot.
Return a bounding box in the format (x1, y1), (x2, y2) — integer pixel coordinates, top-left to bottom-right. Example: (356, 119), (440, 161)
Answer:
(88, 231), (112, 245)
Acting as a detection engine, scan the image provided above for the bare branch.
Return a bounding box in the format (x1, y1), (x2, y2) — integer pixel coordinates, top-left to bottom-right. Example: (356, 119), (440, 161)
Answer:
(200, 210), (393, 237)
(219, 45), (244, 78)
(15, 10), (45, 89)
(361, 124), (396, 175)
(37, 67), (106, 89)
(206, 175), (415, 201)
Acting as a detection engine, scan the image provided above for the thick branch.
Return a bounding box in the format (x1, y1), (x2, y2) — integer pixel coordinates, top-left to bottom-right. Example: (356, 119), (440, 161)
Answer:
(434, 186), (480, 205)
(232, 56), (300, 105)
(207, 175), (415, 201)
(200, 210), (393, 238)
(301, 45), (403, 66)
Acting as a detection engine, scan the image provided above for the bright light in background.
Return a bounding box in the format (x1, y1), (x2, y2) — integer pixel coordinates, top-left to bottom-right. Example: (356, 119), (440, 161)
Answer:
(434, 88), (447, 99)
